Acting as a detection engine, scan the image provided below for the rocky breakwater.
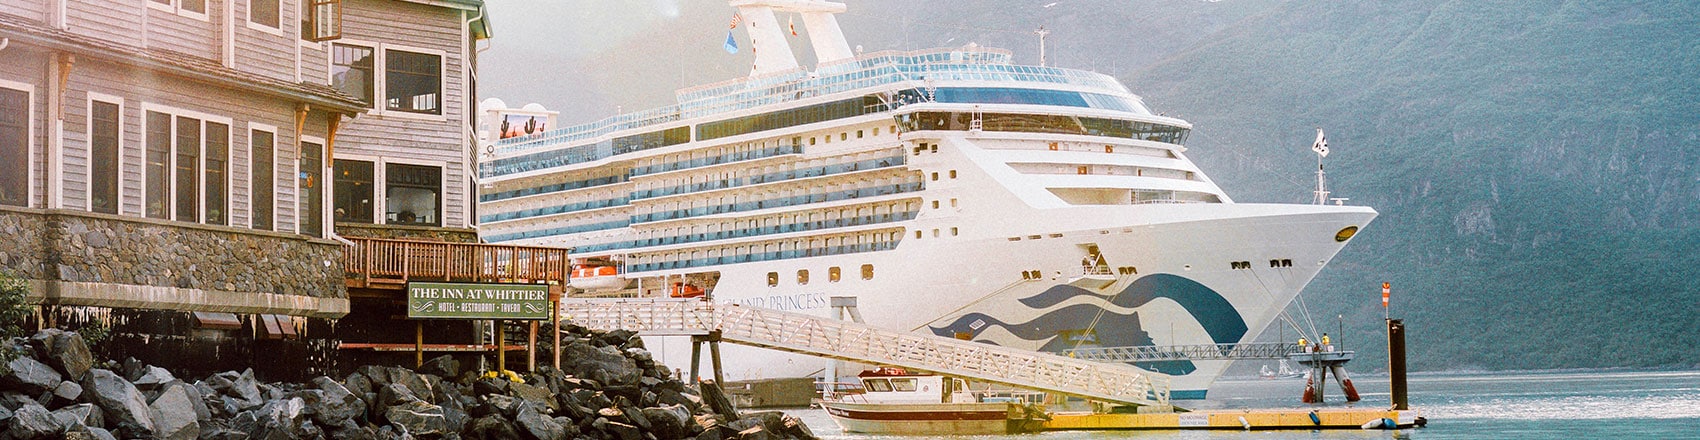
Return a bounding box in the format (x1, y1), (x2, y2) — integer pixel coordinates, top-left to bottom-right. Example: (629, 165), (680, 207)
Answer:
(0, 327), (817, 440)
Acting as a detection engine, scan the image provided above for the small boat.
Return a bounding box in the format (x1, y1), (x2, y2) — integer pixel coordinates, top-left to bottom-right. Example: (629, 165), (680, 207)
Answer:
(1260, 360), (1304, 380)
(819, 368), (1051, 435)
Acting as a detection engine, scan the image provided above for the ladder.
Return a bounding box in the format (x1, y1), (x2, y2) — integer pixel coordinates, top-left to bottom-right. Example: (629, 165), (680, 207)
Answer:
(561, 298), (1173, 409)
(1064, 343), (1308, 362)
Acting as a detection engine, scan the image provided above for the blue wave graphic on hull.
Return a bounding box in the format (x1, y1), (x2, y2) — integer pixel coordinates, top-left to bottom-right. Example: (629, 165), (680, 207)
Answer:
(926, 274), (1248, 376)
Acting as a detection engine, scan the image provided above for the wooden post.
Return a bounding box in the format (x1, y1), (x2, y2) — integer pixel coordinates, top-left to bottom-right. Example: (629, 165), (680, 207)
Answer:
(690, 337), (703, 383)
(495, 319), (506, 374)
(415, 321), (424, 368)
(527, 320), (537, 372)
(552, 296), (561, 370)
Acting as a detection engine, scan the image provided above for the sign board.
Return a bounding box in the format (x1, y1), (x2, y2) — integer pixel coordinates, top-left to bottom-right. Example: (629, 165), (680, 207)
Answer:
(406, 282), (552, 320)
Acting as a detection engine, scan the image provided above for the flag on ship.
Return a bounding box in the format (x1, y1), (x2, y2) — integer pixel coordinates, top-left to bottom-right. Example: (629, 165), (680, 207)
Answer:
(1311, 128), (1329, 157)
(729, 13), (741, 29)
(724, 31), (738, 54)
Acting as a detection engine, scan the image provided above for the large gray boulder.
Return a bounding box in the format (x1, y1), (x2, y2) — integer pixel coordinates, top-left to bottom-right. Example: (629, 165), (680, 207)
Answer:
(28, 329), (93, 381)
(148, 383), (200, 440)
(50, 403), (104, 431)
(129, 366), (176, 391)
(2, 356), (64, 396)
(417, 355), (460, 378)
(50, 380), (83, 407)
(304, 376), (365, 426)
(642, 404), (694, 439)
(514, 404), (566, 440)
(4, 404), (62, 439)
(383, 400), (446, 436)
(561, 341), (641, 386)
(79, 369), (154, 439)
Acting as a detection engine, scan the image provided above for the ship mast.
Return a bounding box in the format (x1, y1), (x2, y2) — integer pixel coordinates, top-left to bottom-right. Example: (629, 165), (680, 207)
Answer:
(1311, 128), (1330, 205)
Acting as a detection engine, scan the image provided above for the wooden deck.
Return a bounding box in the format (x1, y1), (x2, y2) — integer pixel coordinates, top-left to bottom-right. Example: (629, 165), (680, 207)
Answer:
(341, 237), (570, 291)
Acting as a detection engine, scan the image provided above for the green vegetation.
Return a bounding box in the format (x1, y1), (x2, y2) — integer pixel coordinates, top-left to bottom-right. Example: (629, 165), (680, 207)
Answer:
(0, 270), (33, 372)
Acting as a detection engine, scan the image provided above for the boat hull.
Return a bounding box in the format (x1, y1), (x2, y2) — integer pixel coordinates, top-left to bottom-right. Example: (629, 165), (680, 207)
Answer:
(821, 401), (1036, 435)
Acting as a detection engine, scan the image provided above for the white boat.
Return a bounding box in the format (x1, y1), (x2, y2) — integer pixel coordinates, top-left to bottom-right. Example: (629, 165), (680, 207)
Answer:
(478, 0), (1376, 399)
(819, 368), (1048, 435)
(1260, 360), (1304, 380)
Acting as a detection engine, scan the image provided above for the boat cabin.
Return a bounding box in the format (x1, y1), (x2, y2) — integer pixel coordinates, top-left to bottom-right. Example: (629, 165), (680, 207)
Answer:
(854, 368), (975, 404)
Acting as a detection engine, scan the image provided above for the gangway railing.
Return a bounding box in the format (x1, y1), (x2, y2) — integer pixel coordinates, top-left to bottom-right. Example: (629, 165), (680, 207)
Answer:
(1063, 343), (1306, 362)
(561, 298), (1173, 409)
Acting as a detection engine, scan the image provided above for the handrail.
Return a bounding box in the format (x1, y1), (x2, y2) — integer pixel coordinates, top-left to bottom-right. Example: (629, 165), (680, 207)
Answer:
(561, 298), (1171, 408)
(341, 237), (570, 287)
(1063, 343), (1307, 362)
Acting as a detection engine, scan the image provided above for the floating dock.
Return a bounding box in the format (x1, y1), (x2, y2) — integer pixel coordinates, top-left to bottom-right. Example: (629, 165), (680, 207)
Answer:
(1045, 408), (1424, 431)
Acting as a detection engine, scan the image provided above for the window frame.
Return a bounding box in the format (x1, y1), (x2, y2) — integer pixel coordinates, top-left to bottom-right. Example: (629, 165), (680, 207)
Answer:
(249, 123), (279, 231)
(86, 93), (124, 215)
(139, 103), (232, 225)
(381, 159), (445, 227)
(302, 0), (342, 42)
(246, 0), (284, 34)
(298, 135), (328, 237)
(332, 155), (378, 224)
(325, 40), (448, 121)
(203, 120), (232, 226)
(149, 0), (210, 21)
(0, 80), (34, 209)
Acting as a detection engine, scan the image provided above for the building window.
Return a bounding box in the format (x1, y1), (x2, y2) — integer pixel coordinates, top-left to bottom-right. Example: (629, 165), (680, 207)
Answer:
(152, 0), (207, 17)
(144, 112), (170, 218)
(797, 269), (809, 285)
(386, 163), (440, 226)
(89, 101), (120, 214)
(173, 117), (201, 222)
(302, 0), (342, 41)
(385, 49), (441, 115)
(204, 122), (229, 225)
(829, 267), (841, 282)
(333, 159), (374, 223)
(249, 0), (280, 28)
(331, 44), (374, 106)
(0, 87), (26, 207)
(767, 272), (778, 287)
(861, 264), (874, 280)
(300, 141), (324, 237)
(250, 129), (274, 230)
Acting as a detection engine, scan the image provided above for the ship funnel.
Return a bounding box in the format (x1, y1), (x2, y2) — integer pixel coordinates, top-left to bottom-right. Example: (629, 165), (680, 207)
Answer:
(729, 0), (855, 76)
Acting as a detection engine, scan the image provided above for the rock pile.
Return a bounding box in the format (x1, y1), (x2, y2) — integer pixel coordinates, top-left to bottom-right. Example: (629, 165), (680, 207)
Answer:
(0, 327), (818, 440)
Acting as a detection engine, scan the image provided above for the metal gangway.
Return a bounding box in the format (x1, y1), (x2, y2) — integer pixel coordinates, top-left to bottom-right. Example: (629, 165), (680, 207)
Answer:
(561, 298), (1173, 409)
(1063, 343), (1307, 362)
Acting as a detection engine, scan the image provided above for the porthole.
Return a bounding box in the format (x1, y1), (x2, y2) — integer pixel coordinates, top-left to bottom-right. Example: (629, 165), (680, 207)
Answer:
(1334, 226), (1360, 242)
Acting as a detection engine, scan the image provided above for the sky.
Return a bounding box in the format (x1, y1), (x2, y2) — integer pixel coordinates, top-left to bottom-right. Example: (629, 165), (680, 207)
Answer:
(472, 0), (1213, 125)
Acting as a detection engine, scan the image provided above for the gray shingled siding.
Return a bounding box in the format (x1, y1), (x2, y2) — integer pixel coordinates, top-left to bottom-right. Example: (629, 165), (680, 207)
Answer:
(67, 0), (146, 47)
(145, 3), (218, 61)
(234, 0), (296, 82)
(0, 0), (48, 23)
(332, 0), (474, 229)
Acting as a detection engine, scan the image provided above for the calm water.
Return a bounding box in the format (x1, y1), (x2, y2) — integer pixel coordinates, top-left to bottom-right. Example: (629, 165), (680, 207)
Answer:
(784, 370), (1700, 439)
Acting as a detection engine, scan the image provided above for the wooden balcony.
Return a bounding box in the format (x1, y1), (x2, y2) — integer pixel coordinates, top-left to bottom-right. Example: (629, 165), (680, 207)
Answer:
(342, 237), (569, 291)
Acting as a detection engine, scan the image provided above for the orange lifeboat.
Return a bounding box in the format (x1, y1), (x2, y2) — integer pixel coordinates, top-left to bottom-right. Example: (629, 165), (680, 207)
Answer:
(669, 282), (705, 298)
(567, 263), (626, 291)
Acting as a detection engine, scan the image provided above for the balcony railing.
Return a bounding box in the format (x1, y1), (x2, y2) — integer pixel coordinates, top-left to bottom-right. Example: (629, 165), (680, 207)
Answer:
(342, 237), (570, 289)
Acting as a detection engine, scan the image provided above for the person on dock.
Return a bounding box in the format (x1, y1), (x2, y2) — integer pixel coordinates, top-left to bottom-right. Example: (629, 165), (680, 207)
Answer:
(1298, 337), (1308, 351)
(1322, 333), (1332, 352)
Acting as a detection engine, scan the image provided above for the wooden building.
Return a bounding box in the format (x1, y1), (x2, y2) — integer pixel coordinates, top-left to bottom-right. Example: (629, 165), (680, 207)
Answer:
(0, 0), (500, 379)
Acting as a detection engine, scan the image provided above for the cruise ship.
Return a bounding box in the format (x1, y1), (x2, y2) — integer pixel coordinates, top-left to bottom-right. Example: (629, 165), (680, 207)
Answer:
(478, 0), (1376, 399)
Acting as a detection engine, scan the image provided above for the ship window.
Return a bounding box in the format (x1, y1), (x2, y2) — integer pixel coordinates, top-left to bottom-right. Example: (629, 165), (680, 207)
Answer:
(810, 137), (816, 145)
(950, 198), (958, 207)
(949, 170), (957, 179)
(865, 379), (892, 392)
(930, 172), (938, 181)
(931, 200), (939, 209)
(930, 144), (937, 153)
(891, 378), (917, 392)
(792, 136), (801, 146)
(1106, 145), (1114, 153)
(1078, 166), (1089, 175)
(932, 229), (939, 237)
(856, 130), (864, 139)
(951, 227), (958, 236)
(797, 269), (809, 285)
(861, 264), (874, 280)
(829, 267), (841, 282)
(915, 230), (922, 239)
(767, 272), (778, 287)
(874, 127), (880, 136)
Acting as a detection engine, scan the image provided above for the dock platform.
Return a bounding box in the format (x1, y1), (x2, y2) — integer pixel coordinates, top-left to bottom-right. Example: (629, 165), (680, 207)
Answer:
(1045, 408), (1423, 431)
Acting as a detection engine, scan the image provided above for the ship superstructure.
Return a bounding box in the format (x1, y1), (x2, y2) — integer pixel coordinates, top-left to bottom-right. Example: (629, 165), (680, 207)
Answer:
(478, 0), (1375, 398)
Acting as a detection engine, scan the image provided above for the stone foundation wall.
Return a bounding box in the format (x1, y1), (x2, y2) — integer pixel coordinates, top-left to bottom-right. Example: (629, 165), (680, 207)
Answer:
(335, 222), (480, 243)
(0, 206), (344, 300)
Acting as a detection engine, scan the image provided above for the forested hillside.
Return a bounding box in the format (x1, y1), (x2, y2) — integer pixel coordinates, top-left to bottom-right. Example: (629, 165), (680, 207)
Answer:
(1124, 0), (1700, 371)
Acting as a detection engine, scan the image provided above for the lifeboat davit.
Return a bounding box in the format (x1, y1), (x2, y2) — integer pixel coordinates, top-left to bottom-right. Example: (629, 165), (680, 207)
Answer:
(568, 264), (627, 291)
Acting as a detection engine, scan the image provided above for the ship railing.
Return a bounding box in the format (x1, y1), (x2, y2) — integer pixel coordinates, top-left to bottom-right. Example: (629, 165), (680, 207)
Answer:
(561, 298), (1173, 408)
(1063, 343), (1307, 362)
